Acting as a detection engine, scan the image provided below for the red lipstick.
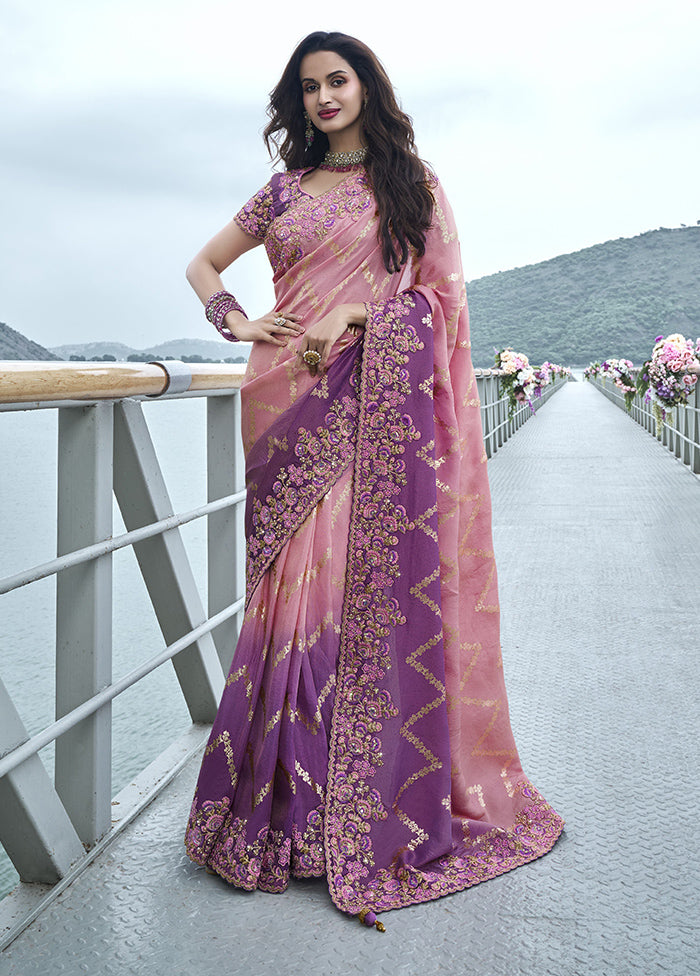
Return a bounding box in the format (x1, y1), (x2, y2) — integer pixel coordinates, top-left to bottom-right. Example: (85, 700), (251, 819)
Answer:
(318, 109), (340, 120)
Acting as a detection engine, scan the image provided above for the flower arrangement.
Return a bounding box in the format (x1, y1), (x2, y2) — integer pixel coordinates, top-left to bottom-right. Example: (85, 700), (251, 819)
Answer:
(601, 358), (637, 411)
(495, 349), (570, 417)
(540, 361), (571, 381)
(583, 362), (601, 381)
(636, 333), (700, 435)
(495, 348), (538, 417)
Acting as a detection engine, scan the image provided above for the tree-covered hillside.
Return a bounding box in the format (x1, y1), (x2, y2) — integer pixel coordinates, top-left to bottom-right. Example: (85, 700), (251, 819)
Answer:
(0, 322), (60, 361)
(468, 226), (700, 366)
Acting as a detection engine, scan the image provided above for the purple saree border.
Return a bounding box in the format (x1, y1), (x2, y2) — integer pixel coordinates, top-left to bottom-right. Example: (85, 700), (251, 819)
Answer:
(324, 292), (564, 916)
(325, 291), (452, 913)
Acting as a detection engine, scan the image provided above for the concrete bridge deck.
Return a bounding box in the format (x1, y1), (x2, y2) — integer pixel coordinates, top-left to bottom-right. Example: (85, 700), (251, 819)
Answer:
(1, 380), (698, 976)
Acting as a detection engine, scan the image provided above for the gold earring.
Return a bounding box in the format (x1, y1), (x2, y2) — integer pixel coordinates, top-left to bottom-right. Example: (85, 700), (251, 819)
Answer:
(304, 110), (314, 149)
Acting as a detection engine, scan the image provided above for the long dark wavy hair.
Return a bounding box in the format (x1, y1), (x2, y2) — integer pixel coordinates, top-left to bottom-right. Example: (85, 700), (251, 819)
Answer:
(263, 32), (434, 274)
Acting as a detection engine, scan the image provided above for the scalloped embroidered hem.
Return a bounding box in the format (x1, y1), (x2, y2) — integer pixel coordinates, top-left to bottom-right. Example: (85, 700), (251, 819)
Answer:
(189, 851), (326, 894)
(197, 862), (327, 895)
(328, 785), (565, 915)
(184, 798), (327, 893)
(185, 784), (563, 910)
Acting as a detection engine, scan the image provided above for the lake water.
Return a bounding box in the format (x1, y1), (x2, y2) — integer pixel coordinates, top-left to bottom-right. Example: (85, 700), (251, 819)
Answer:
(0, 398), (215, 899)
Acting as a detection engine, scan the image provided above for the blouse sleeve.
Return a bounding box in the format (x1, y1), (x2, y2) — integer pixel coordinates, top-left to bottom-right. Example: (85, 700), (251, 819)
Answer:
(234, 181), (275, 240)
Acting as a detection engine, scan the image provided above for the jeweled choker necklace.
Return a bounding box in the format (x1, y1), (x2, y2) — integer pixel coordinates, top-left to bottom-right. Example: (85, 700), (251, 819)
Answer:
(319, 147), (368, 171)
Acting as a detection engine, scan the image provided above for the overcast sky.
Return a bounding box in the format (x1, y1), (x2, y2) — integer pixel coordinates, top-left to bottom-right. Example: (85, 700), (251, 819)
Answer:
(1, 0), (699, 350)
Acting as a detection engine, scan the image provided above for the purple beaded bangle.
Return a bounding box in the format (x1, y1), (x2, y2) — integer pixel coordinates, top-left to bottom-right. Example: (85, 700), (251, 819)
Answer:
(204, 290), (247, 342)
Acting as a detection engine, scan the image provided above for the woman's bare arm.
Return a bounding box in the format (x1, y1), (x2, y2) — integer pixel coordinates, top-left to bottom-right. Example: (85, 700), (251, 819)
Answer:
(186, 221), (303, 345)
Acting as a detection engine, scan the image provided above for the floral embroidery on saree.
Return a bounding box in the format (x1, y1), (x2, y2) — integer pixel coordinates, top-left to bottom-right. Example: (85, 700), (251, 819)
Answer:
(185, 796), (326, 892)
(352, 782), (563, 911)
(234, 180), (274, 240)
(245, 343), (362, 605)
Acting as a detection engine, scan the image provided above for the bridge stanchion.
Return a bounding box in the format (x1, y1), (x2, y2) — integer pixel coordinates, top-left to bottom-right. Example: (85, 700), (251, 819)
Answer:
(590, 368), (700, 476)
(498, 383), (506, 449)
(691, 386), (700, 474)
(55, 402), (114, 848)
(484, 373), (495, 460)
(682, 402), (691, 466)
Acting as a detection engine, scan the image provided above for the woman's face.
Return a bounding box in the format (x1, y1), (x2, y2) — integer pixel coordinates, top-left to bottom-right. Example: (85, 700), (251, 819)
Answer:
(300, 50), (366, 148)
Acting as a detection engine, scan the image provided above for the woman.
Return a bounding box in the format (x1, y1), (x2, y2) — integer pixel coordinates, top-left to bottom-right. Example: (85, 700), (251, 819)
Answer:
(184, 31), (563, 928)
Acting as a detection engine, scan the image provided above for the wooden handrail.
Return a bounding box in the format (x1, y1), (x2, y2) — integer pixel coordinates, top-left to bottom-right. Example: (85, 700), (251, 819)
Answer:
(0, 361), (247, 404)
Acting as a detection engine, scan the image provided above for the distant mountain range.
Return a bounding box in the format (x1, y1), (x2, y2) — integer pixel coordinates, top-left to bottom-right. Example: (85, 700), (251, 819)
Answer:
(49, 337), (252, 363)
(467, 225), (700, 366)
(3, 226), (698, 367)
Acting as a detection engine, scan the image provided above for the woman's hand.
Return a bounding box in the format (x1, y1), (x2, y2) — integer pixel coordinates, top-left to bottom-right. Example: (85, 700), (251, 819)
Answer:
(299, 303), (366, 375)
(224, 309), (304, 346)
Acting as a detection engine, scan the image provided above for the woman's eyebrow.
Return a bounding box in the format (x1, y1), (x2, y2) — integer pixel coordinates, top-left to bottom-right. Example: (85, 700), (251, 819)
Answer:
(301, 70), (349, 83)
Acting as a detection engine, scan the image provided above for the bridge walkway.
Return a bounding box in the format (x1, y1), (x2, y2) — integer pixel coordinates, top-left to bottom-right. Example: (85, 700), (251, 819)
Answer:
(1, 380), (698, 976)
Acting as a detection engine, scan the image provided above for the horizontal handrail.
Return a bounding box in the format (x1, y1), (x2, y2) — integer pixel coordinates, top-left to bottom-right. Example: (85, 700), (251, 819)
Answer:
(0, 489), (247, 595)
(0, 361), (246, 404)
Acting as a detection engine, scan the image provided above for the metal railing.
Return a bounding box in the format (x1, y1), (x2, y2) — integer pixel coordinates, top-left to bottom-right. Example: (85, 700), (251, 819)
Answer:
(0, 360), (247, 948)
(590, 373), (700, 475)
(0, 358), (567, 948)
(476, 368), (569, 459)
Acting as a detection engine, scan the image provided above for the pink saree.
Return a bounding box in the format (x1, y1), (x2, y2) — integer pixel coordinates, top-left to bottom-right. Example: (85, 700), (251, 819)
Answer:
(185, 168), (564, 917)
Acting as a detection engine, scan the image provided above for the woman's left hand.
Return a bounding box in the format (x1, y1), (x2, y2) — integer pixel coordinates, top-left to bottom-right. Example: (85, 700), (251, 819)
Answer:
(299, 303), (366, 376)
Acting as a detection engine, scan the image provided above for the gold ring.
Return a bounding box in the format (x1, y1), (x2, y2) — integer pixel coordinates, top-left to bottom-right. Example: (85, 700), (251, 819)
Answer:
(302, 349), (322, 367)
(274, 315), (286, 327)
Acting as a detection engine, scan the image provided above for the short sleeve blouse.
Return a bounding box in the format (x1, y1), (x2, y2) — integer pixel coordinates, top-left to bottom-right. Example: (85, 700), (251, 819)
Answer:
(234, 181), (275, 240)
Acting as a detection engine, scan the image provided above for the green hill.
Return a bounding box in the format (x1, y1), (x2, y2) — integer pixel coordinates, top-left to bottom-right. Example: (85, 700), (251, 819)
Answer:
(0, 321), (60, 361)
(467, 226), (700, 367)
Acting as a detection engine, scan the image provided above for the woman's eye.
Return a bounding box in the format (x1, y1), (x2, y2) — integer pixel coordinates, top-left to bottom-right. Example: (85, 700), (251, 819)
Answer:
(331, 78), (345, 87)
(303, 84), (317, 94)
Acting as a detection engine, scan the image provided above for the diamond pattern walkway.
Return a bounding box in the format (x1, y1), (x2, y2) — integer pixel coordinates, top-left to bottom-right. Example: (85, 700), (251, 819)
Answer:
(1, 380), (698, 976)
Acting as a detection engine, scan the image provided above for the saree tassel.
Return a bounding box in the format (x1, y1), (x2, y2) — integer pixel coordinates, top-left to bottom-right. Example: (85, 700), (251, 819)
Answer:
(358, 908), (386, 932)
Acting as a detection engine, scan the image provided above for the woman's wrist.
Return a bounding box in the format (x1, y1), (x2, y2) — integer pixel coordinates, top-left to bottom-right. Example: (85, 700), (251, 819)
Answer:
(204, 290), (248, 342)
(341, 303), (367, 328)
(221, 309), (248, 341)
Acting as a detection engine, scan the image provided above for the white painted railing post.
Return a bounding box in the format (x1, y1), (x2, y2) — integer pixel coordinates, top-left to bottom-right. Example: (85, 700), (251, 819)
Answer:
(692, 385), (700, 474)
(112, 400), (224, 722)
(0, 679), (84, 882)
(207, 394), (246, 673)
(55, 402), (114, 846)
